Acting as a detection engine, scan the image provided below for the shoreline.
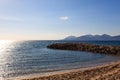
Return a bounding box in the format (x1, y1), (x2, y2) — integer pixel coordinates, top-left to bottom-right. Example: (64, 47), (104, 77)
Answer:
(8, 61), (120, 80)
(8, 43), (120, 80)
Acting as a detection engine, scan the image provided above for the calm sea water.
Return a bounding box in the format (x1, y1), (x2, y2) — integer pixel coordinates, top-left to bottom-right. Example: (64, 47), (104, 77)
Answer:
(0, 40), (120, 79)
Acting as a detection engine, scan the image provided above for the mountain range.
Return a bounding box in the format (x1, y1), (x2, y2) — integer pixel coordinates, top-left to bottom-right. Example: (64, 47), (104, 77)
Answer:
(64, 34), (120, 41)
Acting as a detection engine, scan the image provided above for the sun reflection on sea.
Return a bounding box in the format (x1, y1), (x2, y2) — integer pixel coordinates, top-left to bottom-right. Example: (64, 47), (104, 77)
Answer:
(0, 40), (13, 49)
(0, 40), (13, 44)
(0, 40), (14, 79)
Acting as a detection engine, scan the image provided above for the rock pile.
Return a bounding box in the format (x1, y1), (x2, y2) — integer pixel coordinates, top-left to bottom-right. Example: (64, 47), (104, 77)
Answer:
(47, 43), (120, 55)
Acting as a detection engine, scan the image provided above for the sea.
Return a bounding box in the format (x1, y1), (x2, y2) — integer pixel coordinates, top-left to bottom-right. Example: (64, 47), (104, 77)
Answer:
(0, 40), (120, 79)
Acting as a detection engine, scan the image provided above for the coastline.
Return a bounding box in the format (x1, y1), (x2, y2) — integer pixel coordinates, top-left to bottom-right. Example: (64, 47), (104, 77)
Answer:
(9, 61), (120, 80)
(7, 42), (120, 80)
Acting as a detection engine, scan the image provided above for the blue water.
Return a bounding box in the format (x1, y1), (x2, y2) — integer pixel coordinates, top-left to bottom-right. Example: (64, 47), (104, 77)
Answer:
(0, 40), (120, 79)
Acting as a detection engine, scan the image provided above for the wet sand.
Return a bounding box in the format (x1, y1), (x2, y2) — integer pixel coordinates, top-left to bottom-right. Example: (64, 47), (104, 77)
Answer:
(12, 61), (120, 80)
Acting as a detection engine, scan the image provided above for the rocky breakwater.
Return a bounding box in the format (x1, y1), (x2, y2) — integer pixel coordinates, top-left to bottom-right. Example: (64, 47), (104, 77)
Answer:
(47, 43), (120, 55)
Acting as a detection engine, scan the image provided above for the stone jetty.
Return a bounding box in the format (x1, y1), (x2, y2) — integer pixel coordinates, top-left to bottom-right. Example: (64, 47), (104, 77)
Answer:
(47, 43), (120, 55)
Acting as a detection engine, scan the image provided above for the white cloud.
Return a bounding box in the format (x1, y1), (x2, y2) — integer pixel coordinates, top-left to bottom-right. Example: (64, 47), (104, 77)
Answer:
(60, 16), (69, 21)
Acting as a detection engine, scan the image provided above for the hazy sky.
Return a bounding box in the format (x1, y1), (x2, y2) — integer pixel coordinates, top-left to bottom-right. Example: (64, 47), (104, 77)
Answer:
(0, 0), (120, 40)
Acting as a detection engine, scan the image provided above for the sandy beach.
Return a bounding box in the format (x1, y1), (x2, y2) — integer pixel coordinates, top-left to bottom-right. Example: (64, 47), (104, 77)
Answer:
(10, 61), (120, 80)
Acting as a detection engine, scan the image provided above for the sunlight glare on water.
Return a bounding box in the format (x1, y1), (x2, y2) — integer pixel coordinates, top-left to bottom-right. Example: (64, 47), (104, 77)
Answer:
(0, 40), (14, 80)
(0, 40), (14, 53)
(0, 40), (13, 49)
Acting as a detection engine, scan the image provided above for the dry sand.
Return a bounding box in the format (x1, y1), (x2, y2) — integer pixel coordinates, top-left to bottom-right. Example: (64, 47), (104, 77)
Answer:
(12, 61), (120, 80)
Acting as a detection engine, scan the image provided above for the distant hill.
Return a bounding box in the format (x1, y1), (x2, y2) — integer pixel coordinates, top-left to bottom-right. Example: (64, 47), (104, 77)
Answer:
(64, 34), (120, 41)
(64, 36), (77, 40)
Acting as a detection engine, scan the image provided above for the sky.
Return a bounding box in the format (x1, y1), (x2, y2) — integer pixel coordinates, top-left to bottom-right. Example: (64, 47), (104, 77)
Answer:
(0, 0), (120, 40)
